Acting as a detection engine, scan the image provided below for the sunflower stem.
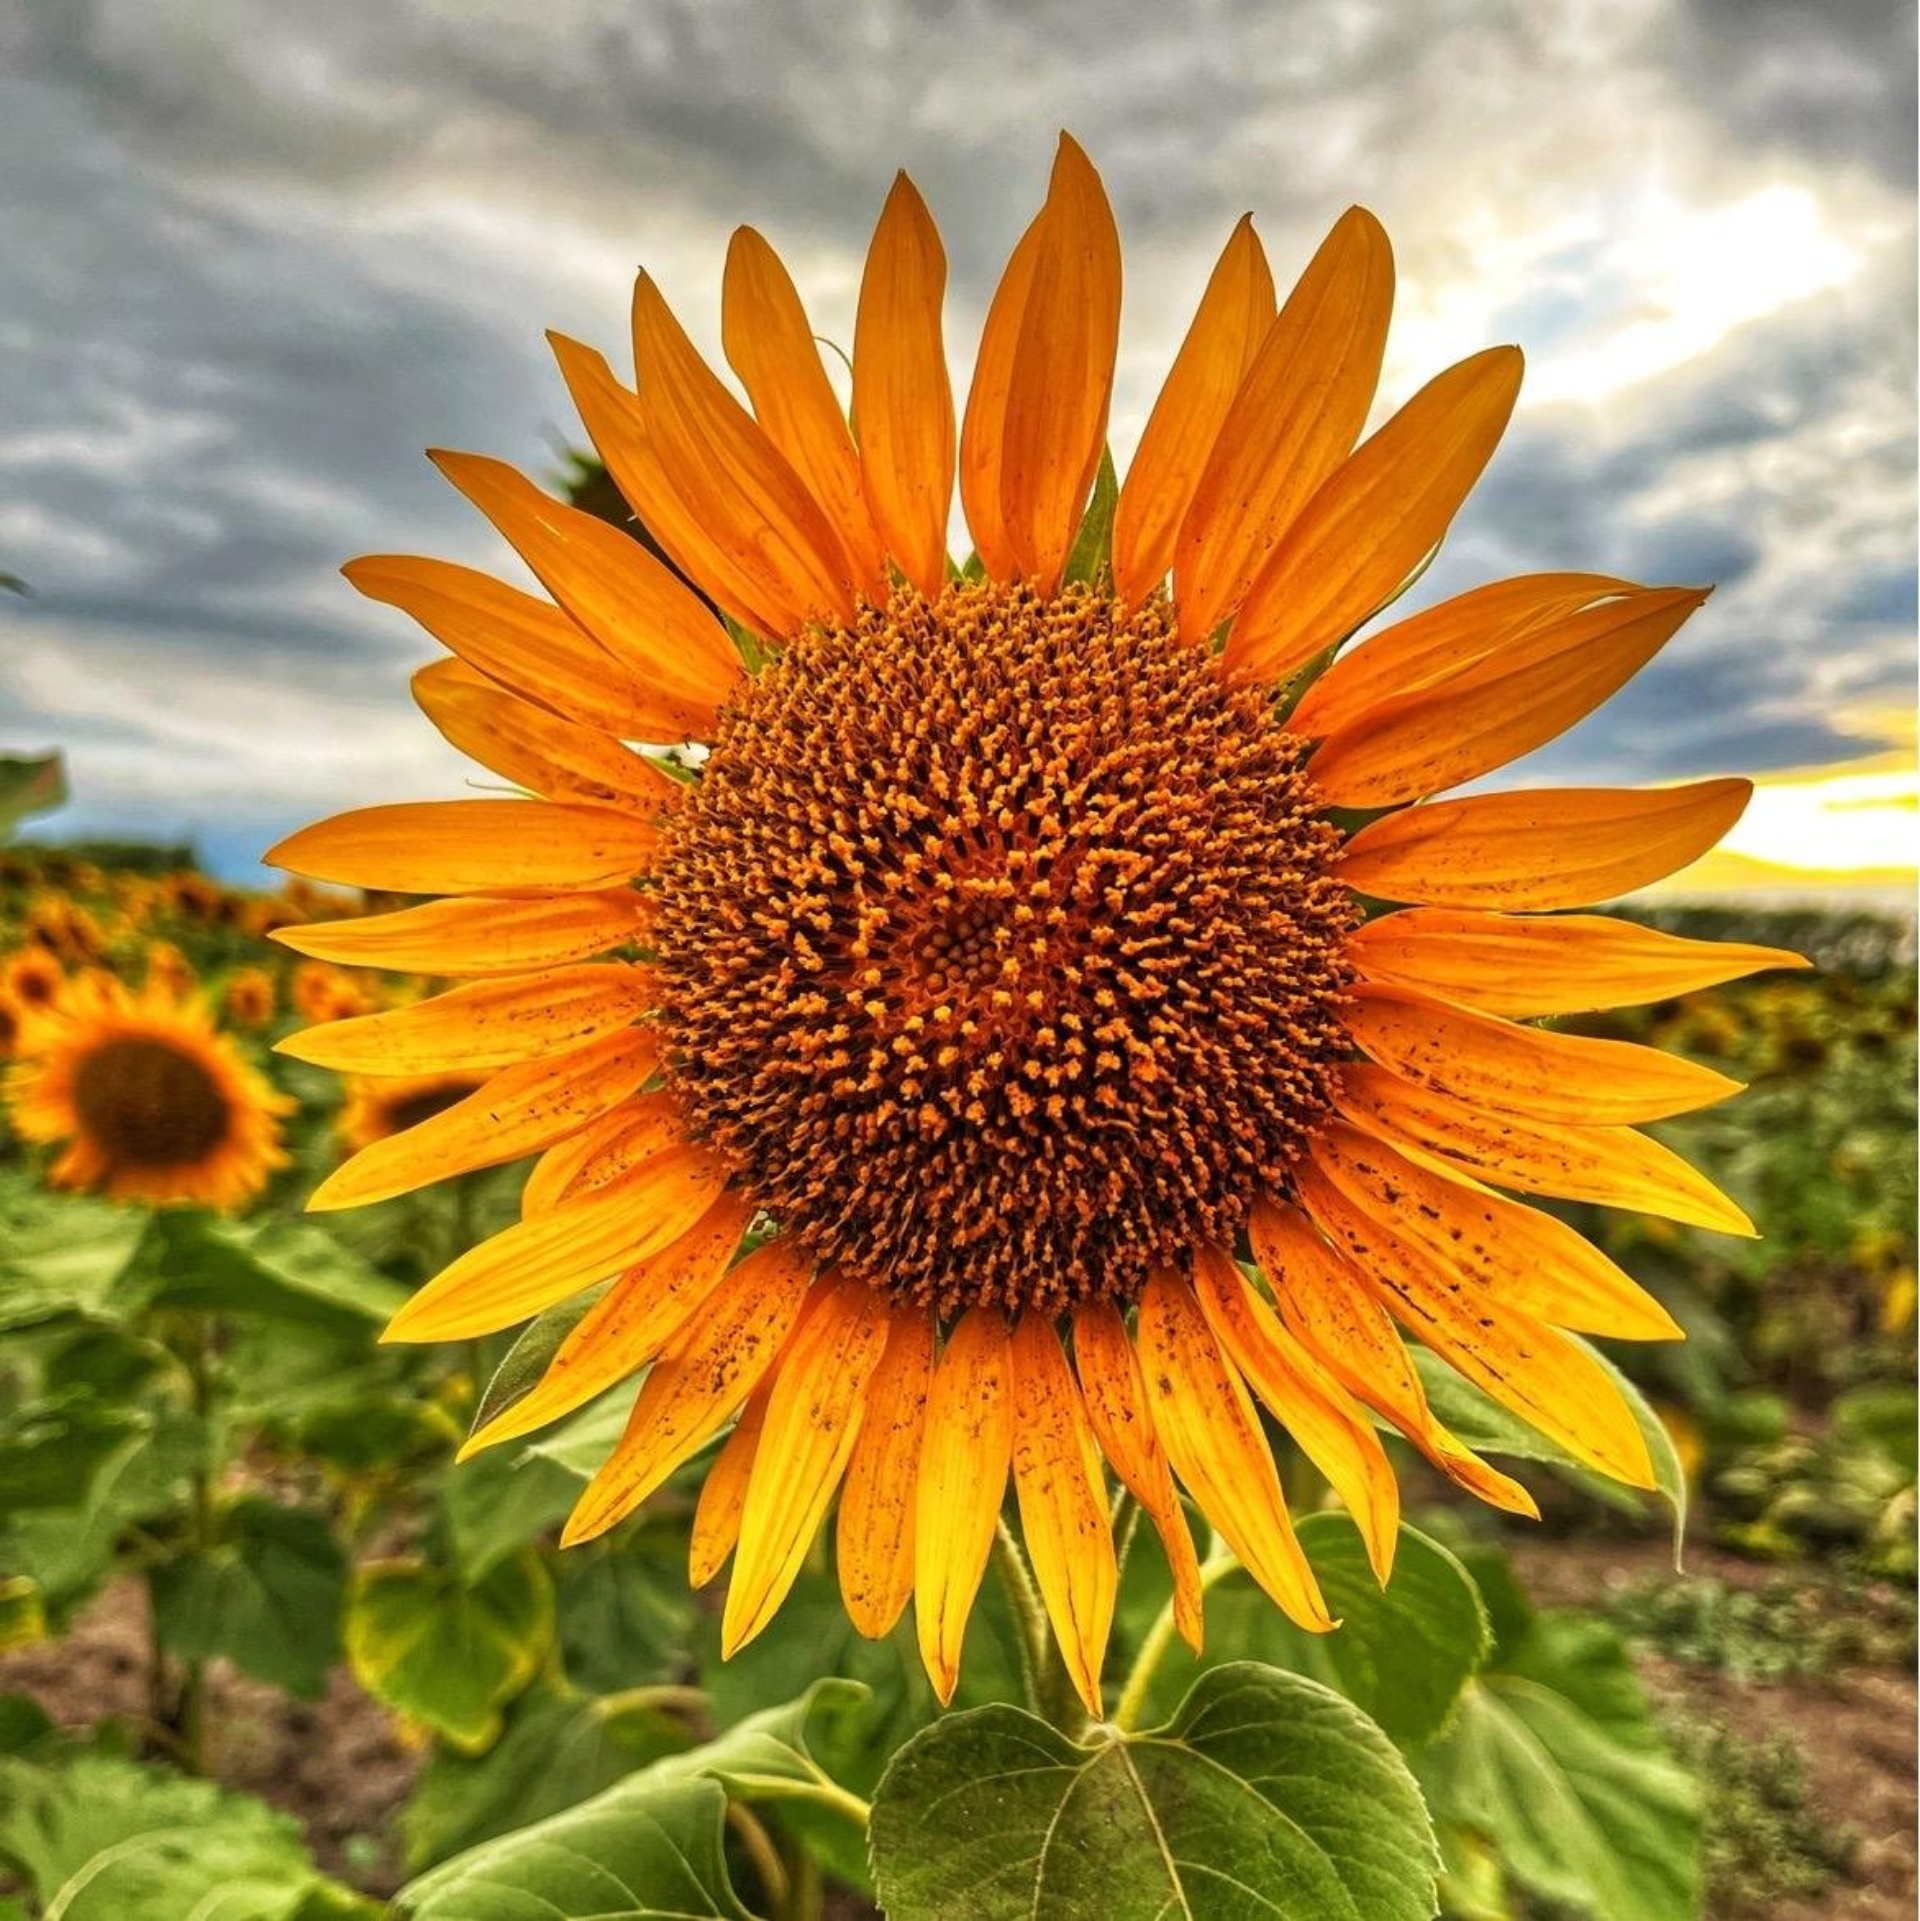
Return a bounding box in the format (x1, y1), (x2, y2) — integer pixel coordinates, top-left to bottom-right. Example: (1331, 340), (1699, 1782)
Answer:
(1112, 1547), (1238, 1734)
(990, 1516), (1055, 1721)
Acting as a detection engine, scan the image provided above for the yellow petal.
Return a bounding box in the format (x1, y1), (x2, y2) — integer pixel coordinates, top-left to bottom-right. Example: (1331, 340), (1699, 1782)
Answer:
(958, 211), (1045, 582)
(854, 174), (956, 600)
(1295, 1159), (1655, 1488)
(1175, 207), (1392, 644)
(462, 1189), (756, 1454)
(1226, 344), (1524, 685)
(723, 225), (887, 596)
(1071, 1300), (1205, 1652)
(429, 451), (742, 708)
(276, 965), (653, 1074)
(1307, 586), (1708, 807)
(1136, 1270), (1332, 1632)
(271, 892), (648, 979)
(837, 1306), (936, 1639)
(1338, 1061), (1755, 1236)
(519, 1094), (685, 1219)
(1348, 906), (1810, 1017)
(1189, 1243), (1400, 1582)
(1008, 1315), (1117, 1718)
(1337, 778), (1754, 910)
(724, 1276), (891, 1655)
(1112, 215), (1275, 607)
(1310, 1123), (1683, 1340)
(268, 800), (659, 897)
(913, 1308), (1013, 1704)
(310, 1029), (661, 1211)
(385, 1146), (731, 1342)
(690, 1389), (767, 1587)
(562, 1235), (816, 1546)
(1346, 983), (1744, 1123)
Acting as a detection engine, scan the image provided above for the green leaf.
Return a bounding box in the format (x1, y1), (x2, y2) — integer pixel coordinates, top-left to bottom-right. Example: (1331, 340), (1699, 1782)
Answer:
(119, 1213), (407, 1331)
(554, 1523), (697, 1694)
(0, 1177), (148, 1331)
(150, 1499), (347, 1697)
(345, 1551), (553, 1751)
(0, 1389), (145, 1512)
(0, 752), (66, 840)
(870, 1662), (1438, 1921)
(1062, 444), (1119, 587)
(442, 1434), (586, 1580)
(470, 1292), (606, 1439)
(1136, 1517), (1490, 1749)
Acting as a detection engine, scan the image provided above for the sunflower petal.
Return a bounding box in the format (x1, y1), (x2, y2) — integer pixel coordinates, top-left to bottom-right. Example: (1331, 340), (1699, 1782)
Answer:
(1338, 778), (1753, 909)
(562, 1235), (816, 1546)
(268, 800), (659, 897)
(276, 965), (653, 1074)
(958, 212), (1046, 582)
(1189, 1243), (1400, 1581)
(272, 892), (647, 979)
(1295, 1160), (1655, 1488)
(519, 1095), (684, 1218)
(724, 1277), (891, 1655)
(384, 1146), (731, 1342)
(1338, 1061), (1755, 1236)
(1347, 983), (1743, 1123)
(854, 174), (955, 600)
(1175, 207), (1392, 644)
(310, 1029), (661, 1211)
(691, 1389), (767, 1587)
(1311, 1123), (1683, 1340)
(1112, 215), (1275, 607)
(914, 1308), (1013, 1704)
(1071, 1301), (1205, 1651)
(1348, 906), (1810, 1016)
(838, 1307), (935, 1640)
(1226, 344), (1524, 684)
(1008, 1315), (1117, 1717)
(1137, 1270), (1332, 1632)
(1307, 586), (1708, 807)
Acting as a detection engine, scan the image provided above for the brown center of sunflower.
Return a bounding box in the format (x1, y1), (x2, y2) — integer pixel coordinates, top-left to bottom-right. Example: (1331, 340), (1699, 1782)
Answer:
(70, 1035), (232, 1167)
(651, 580), (1356, 1315)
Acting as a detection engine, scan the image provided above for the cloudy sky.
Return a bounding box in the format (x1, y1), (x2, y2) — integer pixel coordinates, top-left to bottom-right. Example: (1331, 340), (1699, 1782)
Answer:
(3, 0), (1914, 882)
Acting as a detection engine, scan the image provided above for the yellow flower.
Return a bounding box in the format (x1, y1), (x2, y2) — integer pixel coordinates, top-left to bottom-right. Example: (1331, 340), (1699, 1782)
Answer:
(223, 967), (278, 1029)
(143, 939), (197, 998)
(2, 949), (66, 1012)
(270, 137), (1805, 1714)
(6, 973), (291, 1209)
(290, 959), (376, 1023)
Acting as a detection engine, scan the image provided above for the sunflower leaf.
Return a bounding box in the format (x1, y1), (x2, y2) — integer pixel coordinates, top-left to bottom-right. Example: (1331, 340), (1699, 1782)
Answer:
(1062, 444), (1119, 588)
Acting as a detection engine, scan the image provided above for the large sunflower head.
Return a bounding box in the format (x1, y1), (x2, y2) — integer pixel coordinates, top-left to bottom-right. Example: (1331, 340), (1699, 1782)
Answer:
(6, 972), (293, 1210)
(270, 137), (1805, 1715)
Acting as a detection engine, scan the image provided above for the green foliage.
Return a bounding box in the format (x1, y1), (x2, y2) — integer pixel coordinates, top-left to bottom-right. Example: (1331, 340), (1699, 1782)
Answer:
(0, 754), (65, 841)
(1061, 445), (1119, 588)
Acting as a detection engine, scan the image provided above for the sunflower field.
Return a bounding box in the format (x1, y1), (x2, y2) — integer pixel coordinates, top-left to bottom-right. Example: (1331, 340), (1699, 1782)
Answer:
(1, 147), (1915, 1921)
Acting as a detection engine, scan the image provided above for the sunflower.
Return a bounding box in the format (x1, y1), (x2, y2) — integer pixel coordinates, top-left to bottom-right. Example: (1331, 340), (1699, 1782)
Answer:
(270, 137), (1805, 1716)
(290, 958), (376, 1023)
(3, 949), (65, 1012)
(6, 972), (292, 1209)
(142, 939), (197, 998)
(337, 1070), (489, 1155)
(0, 989), (23, 1061)
(224, 967), (278, 1029)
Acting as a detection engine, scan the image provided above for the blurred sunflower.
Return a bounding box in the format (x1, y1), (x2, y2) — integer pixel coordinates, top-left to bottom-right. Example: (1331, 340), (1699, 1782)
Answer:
(3, 949), (65, 1012)
(336, 1069), (488, 1156)
(143, 939), (197, 998)
(271, 137), (1805, 1715)
(290, 958), (376, 1023)
(0, 989), (23, 1060)
(6, 973), (291, 1208)
(224, 967), (278, 1029)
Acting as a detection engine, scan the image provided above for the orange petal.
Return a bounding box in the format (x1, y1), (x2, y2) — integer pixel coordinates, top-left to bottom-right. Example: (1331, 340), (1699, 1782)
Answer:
(1338, 1060), (1755, 1236)
(1295, 1159), (1655, 1489)
(1112, 215), (1275, 607)
(1008, 1315), (1117, 1718)
(1307, 586), (1708, 807)
(343, 553), (715, 743)
(724, 1276), (892, 1654)
(384, 1146), (731, 1342)
(1289, 573), (1636, 741)
(1248, 1198), (1537, 1518)
(723, 226), (887, 596)
(853, 174), (956, 600)
(1346, 983), (1744, 1123)
(268, 800), (659, 897)
(463, 1189), (756, 1453)
(1174, 207), (1392, 644)
(1310, 1123), (1683, 1341)
(1136, 1270), (1332, 1632)
(276, 965), (653, 1074)
(913, 1308), (1013, 1704)
(429, 451), (742, 708)
(837, 1306), (936, 1639)
(1188, 1243), (1400, 1582)
(1226, 344), (1524, 685)
(519, 1095), (684, 1219)
(270, 892), (649, 979)
(309, 1029), (661, 1211)
(1071, 1300), (1205, 1652)
(562, 1236), (816, 1546)
(631, 276), (858, 628)
(691, 1388), (768, 1587)
(1337, 777), (1753, 910)
(996, 135), (1122, 592)
(958, 210), (1046, 581)
(1348, 906), (1810, 1017)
